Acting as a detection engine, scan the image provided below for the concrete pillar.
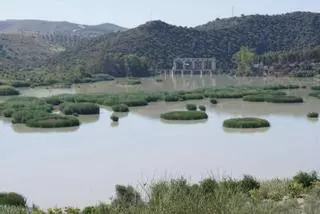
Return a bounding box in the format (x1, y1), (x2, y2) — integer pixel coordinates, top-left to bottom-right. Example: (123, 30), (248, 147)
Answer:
(192, 60), (196, 70)
(173, 59), (177, 70)
(211, 58), (216, 70)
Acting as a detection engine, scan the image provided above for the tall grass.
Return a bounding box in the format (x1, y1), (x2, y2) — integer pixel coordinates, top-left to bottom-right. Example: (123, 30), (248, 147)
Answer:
(1, 171), (320, 213)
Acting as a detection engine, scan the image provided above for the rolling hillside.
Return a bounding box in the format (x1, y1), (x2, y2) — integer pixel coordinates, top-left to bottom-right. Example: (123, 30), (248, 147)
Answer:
(51, 12), (320, 76)
(1, 12), (320, 77)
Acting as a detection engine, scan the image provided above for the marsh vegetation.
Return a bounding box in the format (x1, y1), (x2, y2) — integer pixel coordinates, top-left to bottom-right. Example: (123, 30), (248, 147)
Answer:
(161, 111), (208, 121)
(223, 118), (271, 129)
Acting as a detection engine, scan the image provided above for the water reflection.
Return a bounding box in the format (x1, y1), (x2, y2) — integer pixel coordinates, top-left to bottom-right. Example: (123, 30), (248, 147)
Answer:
(111, 112), (129, 119)
(307, 118), (319, 123)
(223, 127), (270, 134)
(11, 124), (79, 133)
(160, 119), (208, 125)
(111, 122), (119, 128)
(78, 115), (100, 124)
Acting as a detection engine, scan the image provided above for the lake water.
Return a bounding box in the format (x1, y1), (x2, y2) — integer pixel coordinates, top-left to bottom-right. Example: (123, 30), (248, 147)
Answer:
(0, 75), (320, 208)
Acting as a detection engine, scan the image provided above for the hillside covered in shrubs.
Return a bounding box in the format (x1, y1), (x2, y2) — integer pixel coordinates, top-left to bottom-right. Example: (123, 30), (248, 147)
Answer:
(0, 12), (319, 83)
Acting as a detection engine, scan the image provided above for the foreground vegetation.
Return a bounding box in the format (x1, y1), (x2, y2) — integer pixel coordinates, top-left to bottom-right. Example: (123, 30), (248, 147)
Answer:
(223, 118), (271, 129)
(2, 171), (320, 213)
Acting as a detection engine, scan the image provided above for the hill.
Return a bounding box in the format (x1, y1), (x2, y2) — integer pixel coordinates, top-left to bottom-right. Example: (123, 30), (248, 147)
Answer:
(0, 19), (126, 37)
(0, 34), (65, 70)
(51, 12), (320, 77)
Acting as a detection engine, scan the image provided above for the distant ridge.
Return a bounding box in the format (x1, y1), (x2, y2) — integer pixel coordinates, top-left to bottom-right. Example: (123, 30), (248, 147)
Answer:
(0, 19), (126, 37)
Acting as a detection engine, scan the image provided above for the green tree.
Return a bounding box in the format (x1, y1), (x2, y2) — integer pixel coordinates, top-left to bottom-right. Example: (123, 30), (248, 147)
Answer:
(234, 46), (255, 76)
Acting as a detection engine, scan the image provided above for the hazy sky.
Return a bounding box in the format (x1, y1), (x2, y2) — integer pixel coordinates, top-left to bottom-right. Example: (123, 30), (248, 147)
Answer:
(0, 0), (319, 28)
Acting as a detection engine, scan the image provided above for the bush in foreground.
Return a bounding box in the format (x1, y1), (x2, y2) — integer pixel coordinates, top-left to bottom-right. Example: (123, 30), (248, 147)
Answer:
(0, 192), (26, 207)
(60, 102), (100, 115)
(112, 104), (129, 112)
(4, 171), (320, 213)
(307, 112), (319, 118)
(161, 111), (208, 120)
(25, 115), (80, 128)
(185, 104), (197, 111)
(0, 86), (20, 96)
(293, 171), (319, 188)
(223, 117), (270, 129)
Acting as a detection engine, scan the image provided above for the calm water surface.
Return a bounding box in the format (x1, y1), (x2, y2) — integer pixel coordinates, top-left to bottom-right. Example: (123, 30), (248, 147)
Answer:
(0, 76), (320, 208)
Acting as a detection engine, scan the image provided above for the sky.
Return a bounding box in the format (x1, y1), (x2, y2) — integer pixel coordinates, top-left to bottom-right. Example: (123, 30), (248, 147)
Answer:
(0, 0), (319, 28)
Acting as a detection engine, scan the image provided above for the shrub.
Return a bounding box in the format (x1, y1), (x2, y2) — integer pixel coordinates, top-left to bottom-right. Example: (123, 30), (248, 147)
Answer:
(112, 104), (129, 112)
(243, 94), (271, 102)
(45, 96), (61, 106)
(60, 102), (100, 115)
(164, 95), (180, 102)
(91, 73), (114, 82)
(181, 93), (204, 100)
(199, 105), (206, 111)
(262, 84), (300, 90)
(2, 109), (13, 117)
(293, 171), (319, 188)
(12, 110), (49, 124)
(311, 86), (320, 90)
(186, 104), (197, 111)
(0, 86), (20, 96)
(288, 181), (304, 198)
(200, 178), (218, 194)
(240, 175), (260, 193)
(155, 78), (163, 82)
(0, 192), (26, 207)
(145, 94), (162, 102)
(25, 115), (80, 128)
(82, 206), (96, 214)
(10, 81), (31, 88)
(309, 91), (320, 98)
(210, 99), (218, 104)
(244, 95), (303, 103)
(112, 185), (142, 208)
(117, 79), (142, 85)
(307, 112), (319, 118)
(124, 100), (148, 107)
(223, 118), (270, 128)
(270, 96), (303, 103)
(207, 92), (243, 99)
(111, 115), (119, 122)
(160, 111), (208, 120)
